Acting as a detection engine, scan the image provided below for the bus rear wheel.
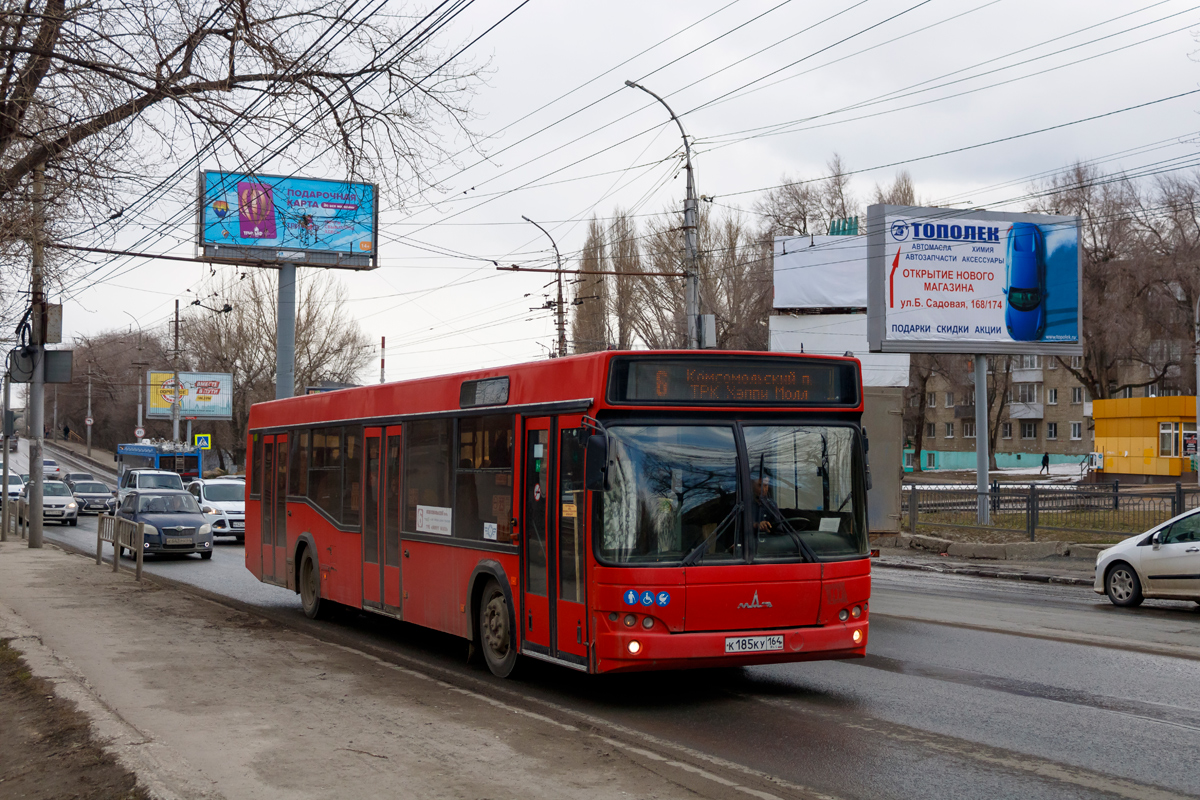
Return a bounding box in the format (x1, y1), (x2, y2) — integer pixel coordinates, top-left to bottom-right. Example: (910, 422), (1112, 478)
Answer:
(299, 549), (332, 620)
(478, 579), (518, 678)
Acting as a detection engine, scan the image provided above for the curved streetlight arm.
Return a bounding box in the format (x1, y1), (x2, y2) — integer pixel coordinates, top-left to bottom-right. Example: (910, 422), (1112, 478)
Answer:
(522, 215), (566, 357)
(624, 80), (693, 172)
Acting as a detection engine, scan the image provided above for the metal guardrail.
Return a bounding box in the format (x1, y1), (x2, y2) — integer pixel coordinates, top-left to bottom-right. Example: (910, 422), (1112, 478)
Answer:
(97, 513), (145, 581)
(904, 483), (1193, 539)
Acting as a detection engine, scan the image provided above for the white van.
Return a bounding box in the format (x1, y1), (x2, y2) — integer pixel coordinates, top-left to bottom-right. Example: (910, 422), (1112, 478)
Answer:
(118, 469), (185, 502)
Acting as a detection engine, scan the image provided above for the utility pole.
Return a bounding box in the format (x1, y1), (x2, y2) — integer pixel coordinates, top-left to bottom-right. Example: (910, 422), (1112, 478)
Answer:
(2, 372), (10, 542)
(28, 163), (45, 549)
(52, 386), (57, 441)
(625, 80), (700, 349)
(521, 216), (566, 356)
(86, 367), (92, 457)
(172, 299), (181, 441)
(380, 336), (385, 384)
(276, 264), (296, 399)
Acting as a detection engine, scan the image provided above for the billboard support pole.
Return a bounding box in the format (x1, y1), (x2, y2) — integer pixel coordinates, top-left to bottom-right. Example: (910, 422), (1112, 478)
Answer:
(975, 354), (990, 525)
(276, 263), (296, 399)
(28, 162), (45, 549)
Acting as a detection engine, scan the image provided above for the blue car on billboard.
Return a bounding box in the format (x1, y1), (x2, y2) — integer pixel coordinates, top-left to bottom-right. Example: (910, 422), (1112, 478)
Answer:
(1003, 222), (1046, 341)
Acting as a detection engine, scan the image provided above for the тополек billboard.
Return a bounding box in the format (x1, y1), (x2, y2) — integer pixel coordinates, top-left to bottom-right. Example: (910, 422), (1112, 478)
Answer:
(867, 204), (1082, 355)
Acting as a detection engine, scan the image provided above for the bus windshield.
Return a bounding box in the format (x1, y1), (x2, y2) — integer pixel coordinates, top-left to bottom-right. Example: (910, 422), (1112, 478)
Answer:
(597, 423), (866, 565)
(599, 425), (741, 564)
(744, 426), (865, 559)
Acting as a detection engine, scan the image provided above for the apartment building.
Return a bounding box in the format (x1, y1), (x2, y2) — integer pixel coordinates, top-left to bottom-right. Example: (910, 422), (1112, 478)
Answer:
(904, 355), (1095, 471)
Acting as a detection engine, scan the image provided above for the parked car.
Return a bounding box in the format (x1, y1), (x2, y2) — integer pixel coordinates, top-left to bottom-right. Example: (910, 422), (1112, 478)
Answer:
(115, 490), (213, 559)
(18, 480), (77, 525)
(4, 473), (22, 500)
(42, 459), (63, 479)
(19, 473), (29, 483)
(117, 469), (185, 503)
(6, 434), (16, 452)
(63, 472), (95, 489)
(1095, 507), (1200, 606)
(1003, 222), (1047, 342)
(186, 478), (246, 542)
(71, 480), (116, 514)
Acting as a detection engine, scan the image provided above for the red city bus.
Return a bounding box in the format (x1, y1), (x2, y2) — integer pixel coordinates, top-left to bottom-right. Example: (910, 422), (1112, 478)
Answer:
(245, 351), (871, 676)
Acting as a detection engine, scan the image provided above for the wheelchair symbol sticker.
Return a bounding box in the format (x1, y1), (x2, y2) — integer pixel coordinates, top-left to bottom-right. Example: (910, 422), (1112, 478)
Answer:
(640, 591), (654, 606)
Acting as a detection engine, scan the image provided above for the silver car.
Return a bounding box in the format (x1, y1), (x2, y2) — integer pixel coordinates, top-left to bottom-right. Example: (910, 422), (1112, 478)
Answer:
(19, 480), (78, 526)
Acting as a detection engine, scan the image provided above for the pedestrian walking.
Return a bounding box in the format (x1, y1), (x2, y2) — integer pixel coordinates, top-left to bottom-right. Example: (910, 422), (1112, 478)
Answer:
(63, 424), (70, 442)
(1040, 452), (1050, 475)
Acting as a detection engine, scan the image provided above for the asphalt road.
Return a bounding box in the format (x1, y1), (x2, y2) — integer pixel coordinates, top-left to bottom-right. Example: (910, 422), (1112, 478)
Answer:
(11, 441), (1200, 799)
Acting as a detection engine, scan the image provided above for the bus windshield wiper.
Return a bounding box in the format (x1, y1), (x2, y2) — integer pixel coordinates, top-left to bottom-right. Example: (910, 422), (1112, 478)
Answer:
(681, 502), (741, 566)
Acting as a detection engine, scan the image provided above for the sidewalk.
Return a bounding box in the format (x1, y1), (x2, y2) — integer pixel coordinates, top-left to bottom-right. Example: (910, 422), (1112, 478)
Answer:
(45, 438), (117, 476)
(875, 546), (1096, 586)
(0, 541), (706, 800)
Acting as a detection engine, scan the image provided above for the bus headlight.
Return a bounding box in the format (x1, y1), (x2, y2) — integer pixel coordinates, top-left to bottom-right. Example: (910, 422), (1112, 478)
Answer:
(628, 640), (642, 655)
(838, 609), (849, 621)
(851, 605), (862, 619)
(852, 629), (863, 644)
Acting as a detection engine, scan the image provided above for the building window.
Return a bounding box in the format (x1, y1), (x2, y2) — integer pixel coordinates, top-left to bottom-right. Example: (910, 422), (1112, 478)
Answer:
(1002, 422), (1012, 439)
(945, 422), (954, 439)
(904, 452), (914, 468)
(1048, 358), (1058, 370)
(1160, 422), (1180, 457)
(926, 392), (936, 408)
(1071, 356), (1082, 369)
(1046, 422), (1058, 440)
(1148, 384), (1159, 398)
(909, 393), (919, 407)
(963, 421), (976, 438)
(925, 422), (936, 439)
(1071, 422), (1082, 440)
(1016, 383), (1039, 404)
(1115, 387), (1133, 399)
(945, 392), (954, 408)
(1020, 355), (1040, 369)
(965, 390), (975, 406)
(926, 452), (936, 468)
(1047, 388), (1057, 405)
(1021, 422), (1038, 440)
(1072, 387), (1084, 404)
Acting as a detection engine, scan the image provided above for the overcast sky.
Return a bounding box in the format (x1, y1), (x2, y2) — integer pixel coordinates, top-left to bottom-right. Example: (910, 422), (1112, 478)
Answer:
(54, 0), (1200, 385)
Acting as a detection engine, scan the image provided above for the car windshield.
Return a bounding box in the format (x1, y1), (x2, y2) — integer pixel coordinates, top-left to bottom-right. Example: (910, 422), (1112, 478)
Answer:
(140, 474), (184, 490)
(598, 425), (742, 564)
(204, 484), (244, 502)
(5, 475), (20, 485)
(744, 426), (867, 559)
(1007, 286), (1041, 312)
(68, 474), (92, 481)
(74, 482), (109, 493)
(137, 494), (201, 513)
(43, 460), (57, 467)
(43, 483), (71, 496)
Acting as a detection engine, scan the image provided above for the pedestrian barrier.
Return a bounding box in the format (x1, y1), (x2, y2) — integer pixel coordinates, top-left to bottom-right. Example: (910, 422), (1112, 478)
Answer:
(904, 482), (1194, 540)
(97, 514), (145, 581)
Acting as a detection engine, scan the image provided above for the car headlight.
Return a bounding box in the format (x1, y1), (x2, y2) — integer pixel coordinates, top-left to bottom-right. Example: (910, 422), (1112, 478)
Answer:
(199, 523), (212, 536)
(66, 502), (76, 509)
(202, 506), (221, 515)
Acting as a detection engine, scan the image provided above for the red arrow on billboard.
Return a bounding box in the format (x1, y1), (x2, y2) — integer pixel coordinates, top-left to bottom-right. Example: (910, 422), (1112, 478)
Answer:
(889, 246), (902, 308)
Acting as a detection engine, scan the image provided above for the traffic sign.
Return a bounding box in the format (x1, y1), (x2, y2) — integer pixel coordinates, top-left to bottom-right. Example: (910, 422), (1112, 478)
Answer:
(134, 426), (145, 438)
(84, 416), (93, 427)
(194, 433), (212, 450)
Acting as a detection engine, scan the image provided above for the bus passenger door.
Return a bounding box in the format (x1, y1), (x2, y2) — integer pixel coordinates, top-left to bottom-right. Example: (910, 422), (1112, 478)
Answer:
(522, 417), (553, 651)
(362, 428), (383, 608)
(273, 434), (288, 582)
(383, 426), (403, 613)
(555, 418), (589, 663)
(260, 436), (276, 583)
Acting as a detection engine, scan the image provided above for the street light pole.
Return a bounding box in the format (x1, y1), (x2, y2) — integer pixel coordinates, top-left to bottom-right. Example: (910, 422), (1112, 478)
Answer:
(521, 215), (566, 357)
(625, 79), (700, 349)
(172, 299), (181, 442)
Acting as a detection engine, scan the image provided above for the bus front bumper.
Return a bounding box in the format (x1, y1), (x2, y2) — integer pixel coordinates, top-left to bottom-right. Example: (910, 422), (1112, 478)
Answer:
(593, 620), (868, 673)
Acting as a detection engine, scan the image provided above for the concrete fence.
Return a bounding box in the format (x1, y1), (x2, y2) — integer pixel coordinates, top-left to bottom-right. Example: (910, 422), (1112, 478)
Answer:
(97, 514), (145, 581)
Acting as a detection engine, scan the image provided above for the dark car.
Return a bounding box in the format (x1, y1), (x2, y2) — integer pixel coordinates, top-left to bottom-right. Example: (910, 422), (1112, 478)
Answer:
(1003, 222), (1047, 342)
(63, 472), (95, 489)
(72, 480), (116, 514)
(115, 489), (214, 559)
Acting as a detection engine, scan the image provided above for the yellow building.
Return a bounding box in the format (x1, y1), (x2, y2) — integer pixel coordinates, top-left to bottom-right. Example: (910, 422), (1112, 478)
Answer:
(1093, 396), (1196, 481)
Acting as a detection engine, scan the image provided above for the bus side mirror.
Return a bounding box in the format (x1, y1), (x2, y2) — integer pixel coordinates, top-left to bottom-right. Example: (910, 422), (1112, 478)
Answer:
(585, 435), (608, 491)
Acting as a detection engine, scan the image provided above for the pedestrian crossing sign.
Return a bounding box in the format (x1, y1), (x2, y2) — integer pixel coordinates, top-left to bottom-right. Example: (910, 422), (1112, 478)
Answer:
(194, 434), (212, 450)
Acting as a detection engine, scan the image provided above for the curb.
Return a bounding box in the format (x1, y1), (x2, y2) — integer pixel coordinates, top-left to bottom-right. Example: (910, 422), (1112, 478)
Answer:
(874, 558), (1094, 586)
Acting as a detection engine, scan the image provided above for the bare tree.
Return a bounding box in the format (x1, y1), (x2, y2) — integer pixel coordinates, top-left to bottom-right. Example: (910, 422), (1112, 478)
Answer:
(570, 216), (608, 353)
(904, 355), (937, 471)
(872, 170), (918, 206)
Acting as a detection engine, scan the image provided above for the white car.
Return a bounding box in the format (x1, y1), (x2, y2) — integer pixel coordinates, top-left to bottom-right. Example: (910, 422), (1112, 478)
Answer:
(18, 480), (78, 526)
(4, 473), (23, 500)
(187, 478), (246, 541)
(1095, 507), (1200, 607)
(118, 469), (185, 503)
(43, 459), (62, 479)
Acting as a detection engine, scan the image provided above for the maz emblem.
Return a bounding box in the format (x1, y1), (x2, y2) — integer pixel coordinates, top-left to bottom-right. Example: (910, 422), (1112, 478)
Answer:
(738, 591), (772, 609)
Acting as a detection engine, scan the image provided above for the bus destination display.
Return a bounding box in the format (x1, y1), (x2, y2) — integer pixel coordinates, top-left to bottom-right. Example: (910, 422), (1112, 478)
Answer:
(609, 358), (858, 406)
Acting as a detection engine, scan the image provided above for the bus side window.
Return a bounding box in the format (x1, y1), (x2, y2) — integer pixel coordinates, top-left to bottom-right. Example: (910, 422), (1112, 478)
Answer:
(250, 433), (262, 498)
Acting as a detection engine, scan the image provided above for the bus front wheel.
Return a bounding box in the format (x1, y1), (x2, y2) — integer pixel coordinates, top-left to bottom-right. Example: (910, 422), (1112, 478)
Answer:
(478, 579), (518, 678)
(299, 549), (332, 620)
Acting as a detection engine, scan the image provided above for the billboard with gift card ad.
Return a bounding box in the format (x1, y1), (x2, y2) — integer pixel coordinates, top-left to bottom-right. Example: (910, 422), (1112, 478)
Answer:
(867, 204), (1082, 355)
(197, 171), (376, 269)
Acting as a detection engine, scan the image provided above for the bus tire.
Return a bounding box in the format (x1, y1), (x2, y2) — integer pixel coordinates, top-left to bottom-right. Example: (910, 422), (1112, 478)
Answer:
(299, 548), (332, 620)
(478, 578), (518, 678)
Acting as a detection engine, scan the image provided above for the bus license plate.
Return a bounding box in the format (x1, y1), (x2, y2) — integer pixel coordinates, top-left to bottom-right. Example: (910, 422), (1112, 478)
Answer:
(165, 536), (193, 545)
(724, 635), (783, 654)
